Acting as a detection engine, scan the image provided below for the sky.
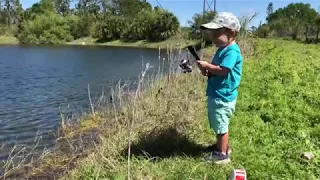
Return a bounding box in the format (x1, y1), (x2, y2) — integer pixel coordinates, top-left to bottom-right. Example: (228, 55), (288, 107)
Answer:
(20, 0), (320, 27)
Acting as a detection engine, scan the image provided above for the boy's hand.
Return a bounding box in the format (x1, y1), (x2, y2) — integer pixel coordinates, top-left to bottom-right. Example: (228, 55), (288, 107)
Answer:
(196, 60), (210, 76)
(196, 60), (209, 69)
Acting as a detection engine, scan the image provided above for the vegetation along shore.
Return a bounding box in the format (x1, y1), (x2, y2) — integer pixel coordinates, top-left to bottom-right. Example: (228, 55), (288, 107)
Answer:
(0, 0), (320, 179)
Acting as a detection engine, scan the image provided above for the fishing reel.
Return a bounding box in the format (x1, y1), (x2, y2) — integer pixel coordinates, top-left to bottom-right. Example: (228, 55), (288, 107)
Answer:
(179, 59), (193, 73)
(179, 46), (200, 73)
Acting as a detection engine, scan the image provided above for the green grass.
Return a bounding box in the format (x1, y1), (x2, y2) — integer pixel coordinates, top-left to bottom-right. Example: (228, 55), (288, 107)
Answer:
(0, 35), (18, 44)
(4, 38), (320, 179)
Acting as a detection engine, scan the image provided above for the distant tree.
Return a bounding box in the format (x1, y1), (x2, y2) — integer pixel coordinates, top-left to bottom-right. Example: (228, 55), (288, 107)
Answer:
(251, 26), (257, 32)
(39, 0), (56, 13)
(24, 3), (42, 20)
(24, 0), (56, 20)
(3, 0), (14, 26)
(94, 15), (126, 41)
(121, 9), (153, 41)
(94, 5), (179, 42)
(0, 0), (181, 44)
(54, 0), (70, 16)
(14, 0), (24, 36)
(267, 3), (318, 40)
(118, 0), (152, 17)
(266, 2), (273, 19)
(145, 8), (179, 42)
(65, 14), (82, 39)
(188, 11), (216, 39)
(256, 23), (270, 38)
(269, 17), (290, 37)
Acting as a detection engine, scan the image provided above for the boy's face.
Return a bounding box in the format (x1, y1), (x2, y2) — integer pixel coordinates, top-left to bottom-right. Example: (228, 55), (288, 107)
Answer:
(206, 28), (231, 47)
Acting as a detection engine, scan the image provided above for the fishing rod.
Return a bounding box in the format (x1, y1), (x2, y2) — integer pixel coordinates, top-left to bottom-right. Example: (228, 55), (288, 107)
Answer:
(154, 0), (202, 73)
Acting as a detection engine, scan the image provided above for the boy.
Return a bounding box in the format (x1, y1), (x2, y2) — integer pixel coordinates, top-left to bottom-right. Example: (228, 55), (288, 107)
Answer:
(196, 12), (243, 164)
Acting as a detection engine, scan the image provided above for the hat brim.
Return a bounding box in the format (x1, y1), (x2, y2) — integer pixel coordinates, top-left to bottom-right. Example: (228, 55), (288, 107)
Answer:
(200, 22), (224, 30)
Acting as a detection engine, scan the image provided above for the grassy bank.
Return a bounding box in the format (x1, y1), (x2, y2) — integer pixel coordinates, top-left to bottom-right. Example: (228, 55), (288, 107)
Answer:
(67, 36), (198, 49)
(0, 36), (18, 44)
(0, 35), (198, 49)
(3, 38), (320, 179)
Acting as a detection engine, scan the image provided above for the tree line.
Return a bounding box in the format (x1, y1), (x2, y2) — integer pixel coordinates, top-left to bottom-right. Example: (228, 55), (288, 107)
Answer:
(5, 1), (318, 45)
(0, 0), (181, 44)
(254, 2), (320, 43)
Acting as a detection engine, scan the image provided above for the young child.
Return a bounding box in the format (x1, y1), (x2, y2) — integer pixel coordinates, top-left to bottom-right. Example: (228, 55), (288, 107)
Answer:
(196, 12), (243, 164)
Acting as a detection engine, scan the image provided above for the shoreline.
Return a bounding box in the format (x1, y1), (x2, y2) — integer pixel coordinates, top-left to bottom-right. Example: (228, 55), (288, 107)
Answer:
(0, 36), (199, 50)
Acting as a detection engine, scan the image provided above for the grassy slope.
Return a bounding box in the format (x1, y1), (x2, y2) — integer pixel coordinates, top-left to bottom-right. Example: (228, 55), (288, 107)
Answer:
(11, 38), (320, 180)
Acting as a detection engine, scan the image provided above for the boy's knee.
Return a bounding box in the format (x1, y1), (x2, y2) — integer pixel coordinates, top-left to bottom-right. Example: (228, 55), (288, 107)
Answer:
(208, 111), (231, 134)
(212, 120), (229, 134)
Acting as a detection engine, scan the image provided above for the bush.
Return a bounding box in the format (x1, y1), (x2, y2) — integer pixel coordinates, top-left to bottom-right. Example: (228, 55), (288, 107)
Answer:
(94, 9), (179, 42)
(121, 10), (153, 41)
(0, 25), (18, 36)
(146, 9), (179, 42)
(65, 15), (82, 39)
(94, 15), (127, 41)
(18, 12), (73, 44)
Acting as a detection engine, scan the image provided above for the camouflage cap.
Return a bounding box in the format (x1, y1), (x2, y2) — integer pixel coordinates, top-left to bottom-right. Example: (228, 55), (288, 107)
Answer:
(200, 12), (241, 32)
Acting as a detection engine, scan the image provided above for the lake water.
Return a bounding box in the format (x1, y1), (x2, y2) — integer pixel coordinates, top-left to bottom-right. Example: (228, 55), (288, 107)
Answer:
(0, 44), (187, 164)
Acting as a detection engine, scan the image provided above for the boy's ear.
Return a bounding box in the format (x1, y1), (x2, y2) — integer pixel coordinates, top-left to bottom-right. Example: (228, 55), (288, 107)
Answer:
(231, 30), (237, 37)
(227, 29), (237, 38)
(234, 30), (239, 37)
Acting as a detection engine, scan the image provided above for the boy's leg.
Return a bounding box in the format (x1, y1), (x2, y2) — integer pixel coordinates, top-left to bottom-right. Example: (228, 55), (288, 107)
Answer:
(216, 132), (229, 154)
(205, 97), (236, 164)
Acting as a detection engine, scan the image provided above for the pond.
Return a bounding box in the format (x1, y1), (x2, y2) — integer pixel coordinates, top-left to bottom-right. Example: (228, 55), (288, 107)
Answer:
(0, 44), (188, 163)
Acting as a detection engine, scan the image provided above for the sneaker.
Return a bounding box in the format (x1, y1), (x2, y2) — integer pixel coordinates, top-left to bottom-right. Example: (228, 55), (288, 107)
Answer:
(203, 151), (231, 165)
(206, 144), (232, 155)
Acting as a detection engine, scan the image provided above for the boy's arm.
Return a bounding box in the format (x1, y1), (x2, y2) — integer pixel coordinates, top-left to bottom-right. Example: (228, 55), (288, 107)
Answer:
(205, 64), (230, 76)
(205, 50), (238, 76)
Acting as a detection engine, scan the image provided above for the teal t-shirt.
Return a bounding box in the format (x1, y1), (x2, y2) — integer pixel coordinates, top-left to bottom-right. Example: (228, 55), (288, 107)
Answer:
(206, 43), (243, 102)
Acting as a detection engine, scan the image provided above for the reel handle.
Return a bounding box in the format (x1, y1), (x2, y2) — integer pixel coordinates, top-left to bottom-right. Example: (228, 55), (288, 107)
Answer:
(187, 46), (200, 60)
